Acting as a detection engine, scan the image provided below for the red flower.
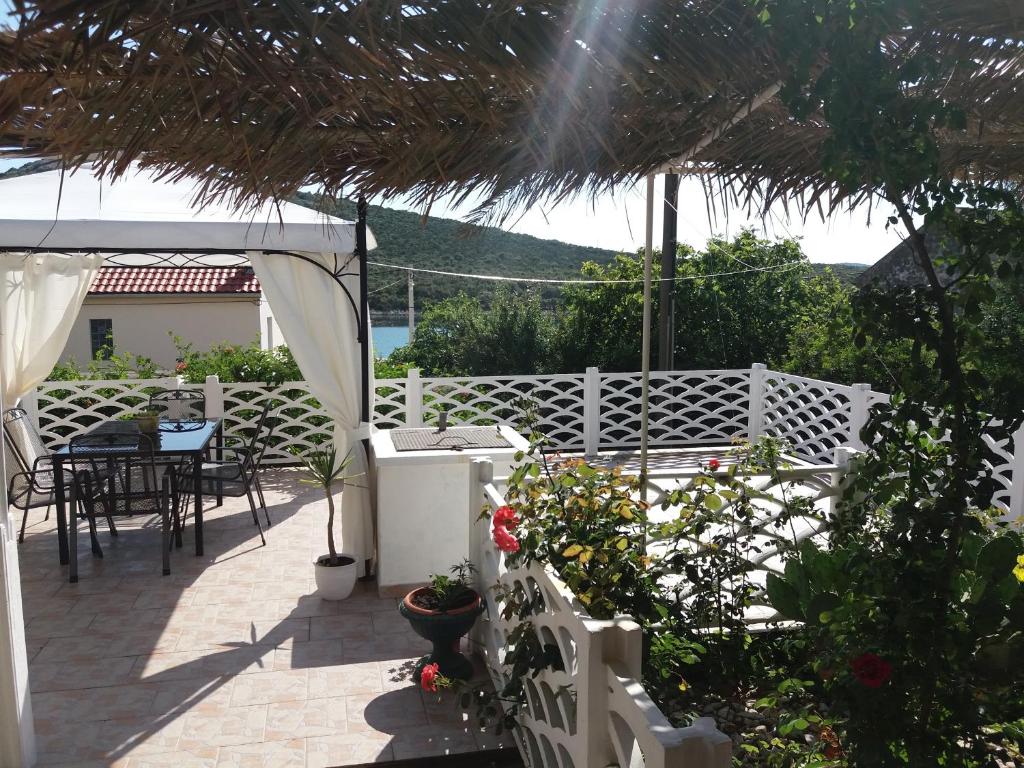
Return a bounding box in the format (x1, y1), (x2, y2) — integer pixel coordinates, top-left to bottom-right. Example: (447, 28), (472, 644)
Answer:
(850, 652), (892, 688)
(175, 361), (188, 373)
(420, 662), (440, 692)
(493, 525), (520, 553)
(707, 458), (720, 471)
(493, 505), (520, 530)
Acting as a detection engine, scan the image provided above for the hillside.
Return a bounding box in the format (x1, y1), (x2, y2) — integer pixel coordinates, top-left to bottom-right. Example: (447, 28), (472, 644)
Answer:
(294, 193), (620, 313)
(0, 163), (868, 311)
(810, 262), (869, 283)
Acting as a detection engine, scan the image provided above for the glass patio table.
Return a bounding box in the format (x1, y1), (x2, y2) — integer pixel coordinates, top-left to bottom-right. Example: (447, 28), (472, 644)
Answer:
(50, 418), (222, 564)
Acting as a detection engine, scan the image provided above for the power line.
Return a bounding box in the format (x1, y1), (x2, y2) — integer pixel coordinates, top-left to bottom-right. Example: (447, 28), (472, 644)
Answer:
(366, 259), (803, 286)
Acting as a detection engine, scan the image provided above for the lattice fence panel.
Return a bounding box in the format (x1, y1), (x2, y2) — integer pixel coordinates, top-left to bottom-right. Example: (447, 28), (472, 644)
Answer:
(374, 378), (407, 429)
(221, 382), (332, 465)
(760, 373), (857, 464)
(599, 370), (750, 449)
(34, 377), (180, 447)
(421, 375), (586, 450)
(983, 424), (1015, 514)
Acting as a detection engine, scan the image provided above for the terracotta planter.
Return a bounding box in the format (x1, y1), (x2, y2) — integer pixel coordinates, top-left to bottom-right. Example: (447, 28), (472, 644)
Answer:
(399, 587), (483, 680)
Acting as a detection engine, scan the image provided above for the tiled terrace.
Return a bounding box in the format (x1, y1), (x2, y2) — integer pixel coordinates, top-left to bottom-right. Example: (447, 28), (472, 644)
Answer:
(17, 469), (512, 767)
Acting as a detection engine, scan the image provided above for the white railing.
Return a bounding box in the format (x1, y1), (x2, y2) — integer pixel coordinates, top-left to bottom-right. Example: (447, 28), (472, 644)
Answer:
(26, 367), (1024, 516)
(471, 460), (732, 768)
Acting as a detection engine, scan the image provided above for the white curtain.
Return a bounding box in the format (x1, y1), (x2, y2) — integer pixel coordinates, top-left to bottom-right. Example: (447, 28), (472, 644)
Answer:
(248, 250), (374, 573)
(0, 252), (103, 405)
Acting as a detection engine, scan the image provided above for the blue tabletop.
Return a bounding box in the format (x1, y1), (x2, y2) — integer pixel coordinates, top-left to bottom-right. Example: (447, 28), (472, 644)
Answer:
(53, 419), (221, 458)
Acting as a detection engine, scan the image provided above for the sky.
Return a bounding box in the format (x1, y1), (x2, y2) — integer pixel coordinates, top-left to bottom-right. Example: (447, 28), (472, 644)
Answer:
(384, 177), (906, 265)
(0, 165), (906, 267)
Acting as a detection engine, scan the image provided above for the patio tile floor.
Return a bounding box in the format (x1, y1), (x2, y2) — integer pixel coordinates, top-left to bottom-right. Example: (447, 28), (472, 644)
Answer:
(17, 469), (513, 767)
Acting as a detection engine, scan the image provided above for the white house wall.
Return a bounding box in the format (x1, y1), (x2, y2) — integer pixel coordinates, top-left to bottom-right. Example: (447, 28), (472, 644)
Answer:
(63, 295), (261, 369)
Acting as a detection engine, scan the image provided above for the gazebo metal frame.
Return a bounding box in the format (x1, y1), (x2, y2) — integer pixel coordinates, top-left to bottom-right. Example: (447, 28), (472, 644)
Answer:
(2, 198), (374, 430)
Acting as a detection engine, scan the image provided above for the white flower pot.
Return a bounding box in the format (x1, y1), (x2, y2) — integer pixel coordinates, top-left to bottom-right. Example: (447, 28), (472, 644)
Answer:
(313, 554), (358, 601)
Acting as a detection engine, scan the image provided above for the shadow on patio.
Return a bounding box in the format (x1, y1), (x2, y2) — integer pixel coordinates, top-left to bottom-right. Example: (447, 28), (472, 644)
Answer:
(17, 469), (512, 767)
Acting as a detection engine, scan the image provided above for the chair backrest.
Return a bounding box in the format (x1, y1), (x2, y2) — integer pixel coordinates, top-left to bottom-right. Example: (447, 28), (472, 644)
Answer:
(149, 389), (206, 421)
(3, 432), (23, 489)
(251, 412), (279, 472)
(68, 427), (158, 483)
(242, 401), (273, 456)
(3, 408), (48, 472)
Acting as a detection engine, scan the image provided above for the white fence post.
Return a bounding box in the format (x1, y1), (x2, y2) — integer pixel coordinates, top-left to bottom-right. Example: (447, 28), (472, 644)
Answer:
(406, 368), (423, 427)
(848, 383), (871, 451)
(746, 363), (766, 440)
(1009, 423), (1024, 523)
(584, 366), (600, 456)
(203, 375), (224, 418)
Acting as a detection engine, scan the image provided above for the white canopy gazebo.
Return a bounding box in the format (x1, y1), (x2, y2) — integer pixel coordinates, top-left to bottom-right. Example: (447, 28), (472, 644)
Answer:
(0, 162), (379, 568)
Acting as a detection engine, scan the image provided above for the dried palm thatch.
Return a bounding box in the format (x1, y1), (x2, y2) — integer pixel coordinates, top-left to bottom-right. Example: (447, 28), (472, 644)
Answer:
(0, 1), (1021, 220)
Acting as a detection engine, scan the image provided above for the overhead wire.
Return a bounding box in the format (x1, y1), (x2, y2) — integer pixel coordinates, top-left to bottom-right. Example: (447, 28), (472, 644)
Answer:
(366, 258), (803, 285)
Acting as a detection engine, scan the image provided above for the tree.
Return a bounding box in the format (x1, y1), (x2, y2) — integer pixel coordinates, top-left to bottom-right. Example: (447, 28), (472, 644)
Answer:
(394, 288), (554, 376)
(555, 231), (815, 372)
(782, 271), (926, 391)
(758, 1), (1024, 763)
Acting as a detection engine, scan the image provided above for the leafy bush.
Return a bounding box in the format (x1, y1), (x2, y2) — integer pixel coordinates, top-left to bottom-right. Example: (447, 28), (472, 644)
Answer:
(171, 335), (302, 384)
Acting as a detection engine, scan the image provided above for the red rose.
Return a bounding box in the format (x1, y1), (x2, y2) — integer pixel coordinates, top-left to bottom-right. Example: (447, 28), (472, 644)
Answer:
(707, 458), (720, 471)
(493, 505), (520, 530)
(493, 525), (520, 553)
(850, 652), (892, 688)
(420, 662), (440, 692)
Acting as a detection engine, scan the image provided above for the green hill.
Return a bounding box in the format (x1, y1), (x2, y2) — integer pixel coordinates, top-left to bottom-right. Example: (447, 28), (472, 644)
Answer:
(295, 193), (621, 313)
(1, 163), (867, 309)
(810, 262), (869, 284)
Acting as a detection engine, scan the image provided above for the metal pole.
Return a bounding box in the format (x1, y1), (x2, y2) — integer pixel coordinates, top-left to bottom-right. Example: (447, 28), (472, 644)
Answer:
(658, 173), (678, 370)
(356, 196), (370, 425)
(407, 271), (415, 340)
(641, 174), (655, 487)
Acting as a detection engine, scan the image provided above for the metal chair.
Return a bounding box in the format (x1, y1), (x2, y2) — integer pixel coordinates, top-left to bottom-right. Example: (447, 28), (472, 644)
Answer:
(178, 405), (275, 546)
(149, 389), (206, 421)
(67, 429), (177, 581)
(3, 408), (72, 542)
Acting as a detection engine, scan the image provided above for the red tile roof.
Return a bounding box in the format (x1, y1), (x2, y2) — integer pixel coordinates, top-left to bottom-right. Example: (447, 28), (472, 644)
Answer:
(90, 267), (261, 295)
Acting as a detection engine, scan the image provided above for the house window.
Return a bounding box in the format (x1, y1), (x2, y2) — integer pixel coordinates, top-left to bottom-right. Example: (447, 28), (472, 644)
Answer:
(90, 319), (113, 359)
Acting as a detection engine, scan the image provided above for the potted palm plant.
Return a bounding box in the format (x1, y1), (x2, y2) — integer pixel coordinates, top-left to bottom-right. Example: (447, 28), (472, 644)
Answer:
(400, 560), (483, 680)
(297, 444), (361, 601)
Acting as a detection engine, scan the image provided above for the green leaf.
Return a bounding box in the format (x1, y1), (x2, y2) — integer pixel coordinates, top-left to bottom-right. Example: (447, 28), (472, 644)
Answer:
(562, 544), (583, 558)
(766, 573), (805, 621)
(977, 536), (1020, 579)
(704, 493), (724, 511)
(806, 592), (841, 624)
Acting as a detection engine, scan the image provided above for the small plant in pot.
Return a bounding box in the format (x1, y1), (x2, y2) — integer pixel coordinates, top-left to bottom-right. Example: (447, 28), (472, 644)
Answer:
(297, 444), (362, 601)
(400, 560), (483, 681)
(123, 408), (160, 433)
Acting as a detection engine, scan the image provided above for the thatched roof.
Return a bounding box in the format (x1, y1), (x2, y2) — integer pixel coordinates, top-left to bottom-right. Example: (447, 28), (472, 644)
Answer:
(0, 1), (1022, 219)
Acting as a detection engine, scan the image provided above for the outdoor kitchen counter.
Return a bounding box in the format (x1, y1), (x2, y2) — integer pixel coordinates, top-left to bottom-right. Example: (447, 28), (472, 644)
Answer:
(370, 424), (529, 597)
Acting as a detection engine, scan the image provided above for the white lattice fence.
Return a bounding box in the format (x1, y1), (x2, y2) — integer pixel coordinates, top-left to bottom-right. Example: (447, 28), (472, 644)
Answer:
(474, 467), (731, 768)
(758, 371), (867, 464)
(34, 377), (180, 446)
(374, 378), (407, 429)
(219, 382), (330, 465)
(599, 370), (751, 449)
(419, 374), (586, 450)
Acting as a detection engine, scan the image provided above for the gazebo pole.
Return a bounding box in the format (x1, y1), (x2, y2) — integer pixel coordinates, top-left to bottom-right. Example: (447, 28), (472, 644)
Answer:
(640, 174), (655, 492)
(356, 196), (370, 426)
